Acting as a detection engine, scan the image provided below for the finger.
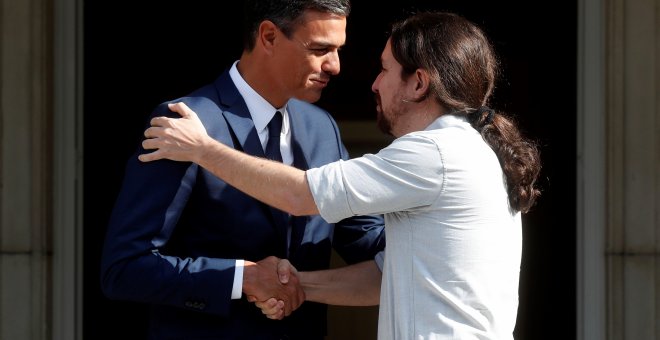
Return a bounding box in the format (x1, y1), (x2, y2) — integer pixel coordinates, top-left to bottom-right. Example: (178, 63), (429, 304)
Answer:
(167, 102), (195, 119)
(255, 298), (280, 310)
(138, 150), (163, 162)
(247, 295), (257, 303)
(267, 309), (285, 320)
(150, 116), (173, 128)
(256, 299), (284, 317)
(143, 126), (164, 139)
(271, 301), (285, 320)
(141, 137), (163, 151)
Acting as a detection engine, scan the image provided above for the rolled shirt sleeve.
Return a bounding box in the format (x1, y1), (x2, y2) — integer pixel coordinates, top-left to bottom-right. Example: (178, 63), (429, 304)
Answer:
(306, 134), (445, 223)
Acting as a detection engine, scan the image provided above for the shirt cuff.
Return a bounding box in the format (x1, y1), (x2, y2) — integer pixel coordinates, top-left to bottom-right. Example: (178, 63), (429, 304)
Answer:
(306, 164), (353, 223)
(374, 251), (385, 272)
(231, 260), (244, 299)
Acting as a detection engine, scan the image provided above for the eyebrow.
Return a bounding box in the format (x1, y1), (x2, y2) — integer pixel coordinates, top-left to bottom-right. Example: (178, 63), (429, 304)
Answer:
(303, 39), (343, 50)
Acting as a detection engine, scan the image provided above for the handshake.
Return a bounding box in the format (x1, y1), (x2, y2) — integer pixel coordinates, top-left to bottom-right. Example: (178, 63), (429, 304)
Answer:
(241, 256), (381, 320)
(241, 256), (304, 320)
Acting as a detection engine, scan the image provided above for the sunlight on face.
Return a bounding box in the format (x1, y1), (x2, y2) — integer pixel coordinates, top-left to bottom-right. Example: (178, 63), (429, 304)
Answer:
(371, 39), (408, 136)
(274, 10), (346, 103)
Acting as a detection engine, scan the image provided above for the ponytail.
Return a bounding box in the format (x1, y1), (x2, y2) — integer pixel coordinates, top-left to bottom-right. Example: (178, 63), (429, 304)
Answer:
(467, 107), (541, 213)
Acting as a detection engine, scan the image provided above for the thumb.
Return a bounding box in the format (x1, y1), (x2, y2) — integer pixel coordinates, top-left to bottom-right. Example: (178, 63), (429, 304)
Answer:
(277, 259), (294, 284)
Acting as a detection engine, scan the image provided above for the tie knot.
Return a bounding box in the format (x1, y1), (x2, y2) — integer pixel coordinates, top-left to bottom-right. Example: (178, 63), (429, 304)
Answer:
(268, 111), (283, 137)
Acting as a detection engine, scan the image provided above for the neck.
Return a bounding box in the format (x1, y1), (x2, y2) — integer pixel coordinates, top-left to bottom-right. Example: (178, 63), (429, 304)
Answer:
(237, 52), (288, 108)
(392, 100), (444, 137)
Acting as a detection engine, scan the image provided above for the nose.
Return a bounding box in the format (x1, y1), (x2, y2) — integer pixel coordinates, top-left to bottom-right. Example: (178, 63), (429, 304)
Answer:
(371, 73), (382, 93)
(321, 50), (340, 76)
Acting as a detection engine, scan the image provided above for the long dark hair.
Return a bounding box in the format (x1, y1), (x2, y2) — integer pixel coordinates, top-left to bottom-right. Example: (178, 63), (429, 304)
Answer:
(390, 11), (541, 213)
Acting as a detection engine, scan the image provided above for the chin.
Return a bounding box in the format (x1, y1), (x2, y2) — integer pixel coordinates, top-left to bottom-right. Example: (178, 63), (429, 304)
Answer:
(376, 115), (393, 136)
(297, 91), (322, 103)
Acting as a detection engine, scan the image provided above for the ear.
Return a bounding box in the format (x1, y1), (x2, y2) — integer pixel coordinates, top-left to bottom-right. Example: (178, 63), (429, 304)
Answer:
(257, 20), (278, 55)
(410, 68), (431, 101)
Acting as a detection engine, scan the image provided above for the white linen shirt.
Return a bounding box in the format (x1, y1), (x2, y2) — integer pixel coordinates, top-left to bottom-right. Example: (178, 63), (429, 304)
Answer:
(306, 114), (521, 340)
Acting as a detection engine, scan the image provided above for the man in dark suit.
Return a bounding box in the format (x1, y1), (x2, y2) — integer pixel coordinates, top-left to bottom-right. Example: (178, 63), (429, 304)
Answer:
(100, 0), (384, 339)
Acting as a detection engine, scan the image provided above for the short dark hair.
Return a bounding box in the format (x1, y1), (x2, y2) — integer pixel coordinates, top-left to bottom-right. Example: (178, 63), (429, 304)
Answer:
(243, 0), (351, 51)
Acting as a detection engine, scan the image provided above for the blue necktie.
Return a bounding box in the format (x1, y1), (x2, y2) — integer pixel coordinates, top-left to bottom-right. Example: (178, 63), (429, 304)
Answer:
(265, 111), (283, 162)
(264, 111), (291, 254)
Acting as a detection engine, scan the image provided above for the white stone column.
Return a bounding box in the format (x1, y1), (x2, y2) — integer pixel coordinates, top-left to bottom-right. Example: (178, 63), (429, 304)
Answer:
(577, 0), (607, 338)
(0, 0), (53, 339)
(605, 0), (660, 339)
(52, 0), (83, 338)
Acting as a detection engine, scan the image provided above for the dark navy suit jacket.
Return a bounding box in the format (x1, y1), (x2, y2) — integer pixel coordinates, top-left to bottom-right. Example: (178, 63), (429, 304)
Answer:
(100, 70), (385, 340)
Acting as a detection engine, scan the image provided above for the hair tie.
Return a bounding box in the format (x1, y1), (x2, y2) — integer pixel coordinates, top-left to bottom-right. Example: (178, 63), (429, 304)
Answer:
(476, 106), (495, 125)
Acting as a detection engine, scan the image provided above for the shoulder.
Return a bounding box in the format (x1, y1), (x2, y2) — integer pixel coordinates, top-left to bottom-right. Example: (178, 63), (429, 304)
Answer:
(288, 98), (337, 125)
(409, 123), (482, 154)
(150, 83), (224, 122)
(287, 98), (349, 162)
(287, 98), (343, 141)
(376, 133), (443, 168)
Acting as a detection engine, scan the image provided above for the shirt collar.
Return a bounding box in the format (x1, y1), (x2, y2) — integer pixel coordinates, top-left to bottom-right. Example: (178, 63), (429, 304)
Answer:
(229, 60), (288, 135)
(425, 113), (472, 131)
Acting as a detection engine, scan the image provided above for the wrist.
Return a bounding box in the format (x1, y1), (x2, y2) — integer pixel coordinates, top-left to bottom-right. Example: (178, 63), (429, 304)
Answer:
(193, 136), (217, 166)
(242, 261), (257, 293)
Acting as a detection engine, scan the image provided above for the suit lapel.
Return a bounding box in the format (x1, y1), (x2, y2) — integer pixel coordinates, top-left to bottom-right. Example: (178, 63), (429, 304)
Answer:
(287, 103), (313, 256)
(288, 104), (311, 171)
(213, 72), (266, 158)
(213, 72), (289, 254)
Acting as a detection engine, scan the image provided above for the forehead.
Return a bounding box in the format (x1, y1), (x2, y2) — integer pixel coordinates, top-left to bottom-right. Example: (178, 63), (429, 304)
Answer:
(381, 39), (396, 65)
(293, 10), (347, 44)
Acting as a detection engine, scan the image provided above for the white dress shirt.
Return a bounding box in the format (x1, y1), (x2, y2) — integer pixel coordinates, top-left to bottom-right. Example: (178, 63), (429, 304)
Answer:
(228, 60), (293, 299)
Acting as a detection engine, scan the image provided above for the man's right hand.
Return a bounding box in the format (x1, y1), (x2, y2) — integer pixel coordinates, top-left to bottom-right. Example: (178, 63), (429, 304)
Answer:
(249, 258), (299, 320)
(242, 256), (304, 317)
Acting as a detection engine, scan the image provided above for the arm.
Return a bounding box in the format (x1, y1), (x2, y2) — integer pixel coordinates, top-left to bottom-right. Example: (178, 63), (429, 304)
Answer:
(299, 259), (381, 306)
(100, 105), (238, 316)
(140, 102), (318, 216)
(101, 102), (304, 317)
(253, 259), (382, 320)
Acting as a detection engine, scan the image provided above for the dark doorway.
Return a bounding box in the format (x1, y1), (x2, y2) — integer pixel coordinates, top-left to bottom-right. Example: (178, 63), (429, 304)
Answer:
(83, 2), (576, 339)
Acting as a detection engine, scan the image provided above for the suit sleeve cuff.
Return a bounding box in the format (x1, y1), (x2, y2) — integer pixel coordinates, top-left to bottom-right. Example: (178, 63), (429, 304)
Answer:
(232, 260), (244, 299)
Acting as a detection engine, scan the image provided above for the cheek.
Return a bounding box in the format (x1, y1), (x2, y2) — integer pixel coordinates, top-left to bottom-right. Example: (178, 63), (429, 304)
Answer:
(297, 59), (319, 82)
(299, 55), (319, 70)
(286, 66), (308, 88)
(380, 82), (396, 104)
(312, 59), (327, 76)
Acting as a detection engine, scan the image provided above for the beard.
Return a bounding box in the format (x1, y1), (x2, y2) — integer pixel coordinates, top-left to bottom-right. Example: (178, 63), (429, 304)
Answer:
(375, 94), (406, 137)
(376, 110), (394, 136)
(375, 93), (393, 136)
